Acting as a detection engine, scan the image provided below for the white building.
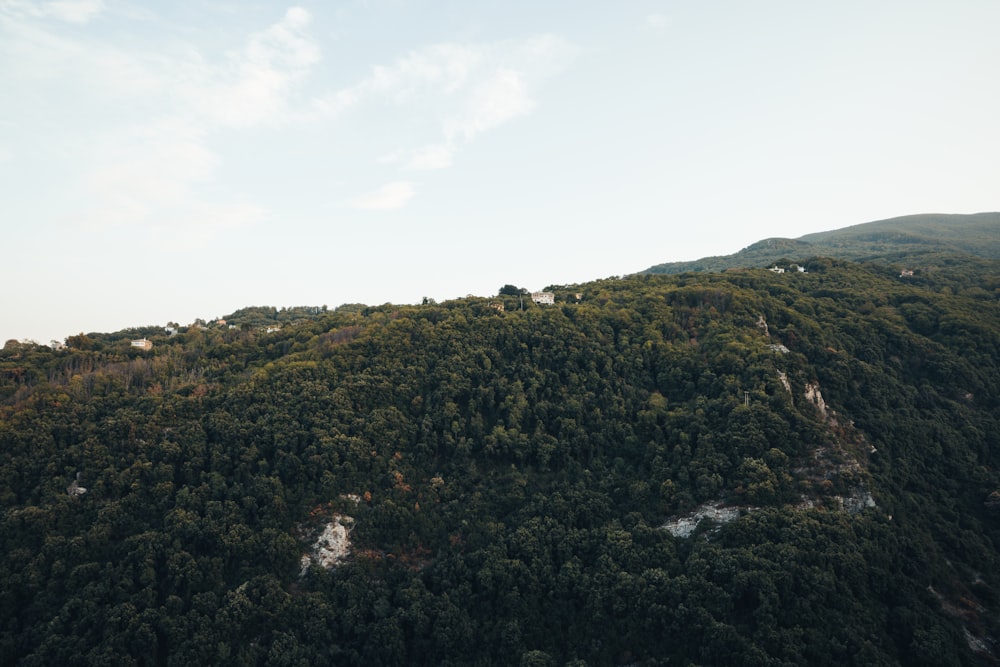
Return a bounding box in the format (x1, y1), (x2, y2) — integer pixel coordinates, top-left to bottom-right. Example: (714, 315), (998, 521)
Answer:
(531, 292), (555, 305)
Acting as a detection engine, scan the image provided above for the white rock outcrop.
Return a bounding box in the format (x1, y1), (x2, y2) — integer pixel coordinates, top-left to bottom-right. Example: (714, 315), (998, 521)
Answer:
(804, 381), (836, 424)
(300, 515), (354, 575)
(663, 502), (742, 538)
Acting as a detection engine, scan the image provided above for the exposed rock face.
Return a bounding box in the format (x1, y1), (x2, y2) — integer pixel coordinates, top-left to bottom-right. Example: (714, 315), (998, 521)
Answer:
(756, 315), (770, 337)
(66, 472), (87, 496)
(804, 381), (835, 424)
(663, 502), (742, 538)
(662, 375), (882, 540)
(300, 515), (354, 575)
(314, 518), (352, 566)
(837, 488), (877, 514)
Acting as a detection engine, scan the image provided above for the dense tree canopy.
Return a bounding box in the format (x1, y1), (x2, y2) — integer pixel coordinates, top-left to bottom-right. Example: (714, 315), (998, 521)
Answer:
(2, 256), (999, 665)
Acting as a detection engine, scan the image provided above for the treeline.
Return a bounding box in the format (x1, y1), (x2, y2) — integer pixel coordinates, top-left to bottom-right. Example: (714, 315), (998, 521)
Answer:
(1, 258), (999, 664)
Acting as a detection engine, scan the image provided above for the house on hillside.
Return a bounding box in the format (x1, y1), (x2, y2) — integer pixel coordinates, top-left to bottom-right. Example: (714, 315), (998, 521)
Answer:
(531, 292), (555, 305)
(130, 338), (153, 351)
(900, 269), (914, 278)
(768, 266), (785, 274)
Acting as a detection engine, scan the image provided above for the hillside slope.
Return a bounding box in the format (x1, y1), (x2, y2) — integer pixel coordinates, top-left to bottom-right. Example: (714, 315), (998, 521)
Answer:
(2, 258), (1000, 664)
(643, 212), (1000, 275)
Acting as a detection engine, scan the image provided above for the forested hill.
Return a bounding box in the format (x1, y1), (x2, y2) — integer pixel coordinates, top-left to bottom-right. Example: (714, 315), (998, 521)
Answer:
(642, 212), (1000, 275)
(2, 257), (1000, 664)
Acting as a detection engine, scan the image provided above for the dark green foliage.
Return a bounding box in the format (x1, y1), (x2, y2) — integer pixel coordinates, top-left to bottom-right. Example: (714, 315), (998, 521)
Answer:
(2, 257), (999, 664)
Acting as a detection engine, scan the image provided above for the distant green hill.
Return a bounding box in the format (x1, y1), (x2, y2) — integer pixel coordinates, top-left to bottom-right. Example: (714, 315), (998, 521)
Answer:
(642, 212), (1000, 275)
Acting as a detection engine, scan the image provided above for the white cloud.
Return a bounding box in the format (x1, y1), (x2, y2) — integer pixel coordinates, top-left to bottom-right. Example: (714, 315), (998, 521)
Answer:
(351, 181), (416, 210)
(1, 0), (105, 23)
(312, 87), (361, 119)
(377, 144), (454, 169)
(149, 201), (266, 250)
(200, 6), (320, 128)
(376, 150), (403, 165)
(2, 8), (571, 248)
(364, 43), (482, 99)
(78, 120), (264, 247)
(405, 144), (454, 170)
(0, 7), (320, 248)
(45, 0), (103, 23)
(444, 68), (533, 143)
(0, 13), (163, 98)
(646, 14), (669, 30)
(323, 34), (574, 168)
(85, 129), (217, 213)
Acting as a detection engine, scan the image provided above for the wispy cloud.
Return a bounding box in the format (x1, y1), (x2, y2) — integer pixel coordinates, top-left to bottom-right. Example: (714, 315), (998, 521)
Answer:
(85, 122), (219, 201)
(1, 0), (105, 23)
(646, 14), (669, 30)
(351, 181), (416, 210)
(379, 144), (455, 170)
(149, 201), (266, 250)
(318, 34), (575, 170)
(198, 6), (320, 128)
(443, 67), (533, 143)
(405, 144), (454, 170)
(2, 6), (573, 233)
(3, 7), (320, 247)
(46, 0), (103, 23)
(80, 119), (265, 246)
(379, 43), (484, 96)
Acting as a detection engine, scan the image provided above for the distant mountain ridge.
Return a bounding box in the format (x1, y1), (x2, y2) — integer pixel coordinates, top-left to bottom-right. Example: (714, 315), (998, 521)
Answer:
(642, 212), (1000, 275)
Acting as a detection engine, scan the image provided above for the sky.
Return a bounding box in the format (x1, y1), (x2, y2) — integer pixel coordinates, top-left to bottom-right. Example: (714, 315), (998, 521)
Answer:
(2, 0), (998, 344)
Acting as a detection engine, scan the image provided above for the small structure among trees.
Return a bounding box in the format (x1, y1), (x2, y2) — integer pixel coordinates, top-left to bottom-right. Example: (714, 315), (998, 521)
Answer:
(531, 292), (555, 305)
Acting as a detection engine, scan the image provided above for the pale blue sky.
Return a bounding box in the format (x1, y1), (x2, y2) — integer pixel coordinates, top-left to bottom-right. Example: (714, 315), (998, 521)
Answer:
(2, 0), (998, 343)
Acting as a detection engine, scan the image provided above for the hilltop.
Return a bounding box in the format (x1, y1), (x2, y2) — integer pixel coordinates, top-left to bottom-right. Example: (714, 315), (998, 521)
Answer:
(642, 212), (1000, 275)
